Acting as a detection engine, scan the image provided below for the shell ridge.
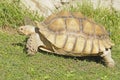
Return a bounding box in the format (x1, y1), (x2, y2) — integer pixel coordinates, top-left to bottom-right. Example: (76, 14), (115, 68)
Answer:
(72, 36), (77, 51)
(98, 39), (101, 52)
(69, 12), (74, 18)
(96, 38), (100, 53)
(99, 39), (105, 52)
(79, 18), (84, 33)
(90, 37), (94, 54)
(64, 18), (67, 31)
(63, 34), (68, 49)
(81, 37), (87, 53)
(92, 38), (100, 53)
(93, 21), (96, 39)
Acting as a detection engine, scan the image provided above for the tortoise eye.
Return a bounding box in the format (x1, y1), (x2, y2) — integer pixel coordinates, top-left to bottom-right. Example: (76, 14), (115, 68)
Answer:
(20, 28), (23, 30)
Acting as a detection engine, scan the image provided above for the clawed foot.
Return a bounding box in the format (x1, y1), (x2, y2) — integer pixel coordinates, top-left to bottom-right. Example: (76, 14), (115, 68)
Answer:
(27, 49), (36, 56)
(105, 59), (115, 68)
(101, 49), (115, 68)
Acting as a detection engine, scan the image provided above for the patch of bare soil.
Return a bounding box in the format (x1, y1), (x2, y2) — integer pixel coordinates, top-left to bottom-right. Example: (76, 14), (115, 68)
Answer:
(0, 26), (18, 34)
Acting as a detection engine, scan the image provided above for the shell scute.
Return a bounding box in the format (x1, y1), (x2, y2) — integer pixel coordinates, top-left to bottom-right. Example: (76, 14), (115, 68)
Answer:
(82, 39), (92, 54)
(55, 34), (66, 48)
(94, 24), (106, 36)
(44, 14), (57, 24)
(66, 18), (80, 32)
(48, 18), (65, 32)
(83, 20), (94, 35)
(64, 36), (76, 52)
(99, 39), (105, 52)
(91, 39), (99, 53)
(73, 37), (85, 53)
(102, 38), (111, 48)
(47, 33), (56, 44)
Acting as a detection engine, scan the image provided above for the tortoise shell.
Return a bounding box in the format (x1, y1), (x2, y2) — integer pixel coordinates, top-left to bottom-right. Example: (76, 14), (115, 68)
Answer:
(37, 11), (114, 56)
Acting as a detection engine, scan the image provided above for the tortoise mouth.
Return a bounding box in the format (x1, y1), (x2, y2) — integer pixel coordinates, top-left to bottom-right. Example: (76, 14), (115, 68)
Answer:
(17, 29), (25, 35)
(17, 26), (26, 35)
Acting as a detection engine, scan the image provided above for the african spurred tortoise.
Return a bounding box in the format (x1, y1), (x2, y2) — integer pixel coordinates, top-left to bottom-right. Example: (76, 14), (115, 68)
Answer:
(18, 11), (115, 67)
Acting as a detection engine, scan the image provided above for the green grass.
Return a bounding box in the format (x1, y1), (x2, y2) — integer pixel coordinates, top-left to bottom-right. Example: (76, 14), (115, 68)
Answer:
(0, 0), (43, 28)
(0, 0), (120, 80)
(0, 31), (120, 80)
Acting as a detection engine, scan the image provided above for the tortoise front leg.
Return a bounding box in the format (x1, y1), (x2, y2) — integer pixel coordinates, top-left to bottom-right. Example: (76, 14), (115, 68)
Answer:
(26, 33), (43, 55)
(101, 49), (115, 67)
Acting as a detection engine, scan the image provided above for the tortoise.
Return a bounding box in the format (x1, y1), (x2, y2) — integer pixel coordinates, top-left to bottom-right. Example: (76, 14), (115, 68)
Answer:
(18, 11), (115, 67)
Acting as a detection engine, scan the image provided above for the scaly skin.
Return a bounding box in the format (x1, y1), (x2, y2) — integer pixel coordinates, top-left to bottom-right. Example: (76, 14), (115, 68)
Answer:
(18, 25), (45, 55)
(101, 49), (115, 67)
(26, 33), (44, 55)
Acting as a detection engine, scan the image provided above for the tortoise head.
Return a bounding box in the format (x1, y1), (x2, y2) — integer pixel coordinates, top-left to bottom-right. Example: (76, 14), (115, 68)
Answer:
(18, 25), (35, 36)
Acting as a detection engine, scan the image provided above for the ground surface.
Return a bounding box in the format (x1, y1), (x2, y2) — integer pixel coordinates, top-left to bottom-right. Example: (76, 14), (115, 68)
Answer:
(0, 0), (120, 80)
(0, 26), (120, 80)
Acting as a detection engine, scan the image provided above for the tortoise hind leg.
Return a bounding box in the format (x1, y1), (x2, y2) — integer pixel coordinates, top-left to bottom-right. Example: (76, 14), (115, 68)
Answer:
(26, 33), (43, 55)
(101, 49), (115, 67)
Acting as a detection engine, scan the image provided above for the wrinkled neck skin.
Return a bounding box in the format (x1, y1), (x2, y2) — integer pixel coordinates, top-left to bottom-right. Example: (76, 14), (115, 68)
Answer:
(24, 26), (36, 36)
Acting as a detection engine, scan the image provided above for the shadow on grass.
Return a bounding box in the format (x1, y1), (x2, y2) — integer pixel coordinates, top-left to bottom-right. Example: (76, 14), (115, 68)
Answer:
(12, 41), (104, 66)
(39, 50), (104, 66)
